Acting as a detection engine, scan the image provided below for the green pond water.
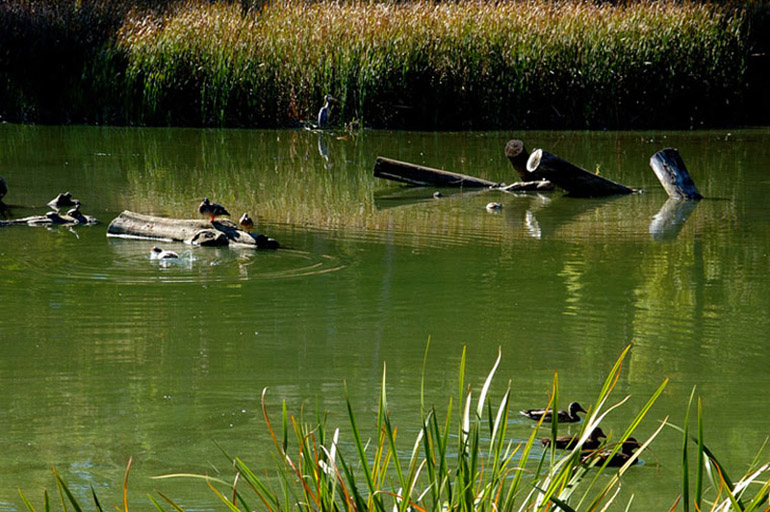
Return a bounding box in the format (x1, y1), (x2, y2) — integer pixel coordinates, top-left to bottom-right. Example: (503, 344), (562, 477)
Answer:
(1, 124), (769, 510)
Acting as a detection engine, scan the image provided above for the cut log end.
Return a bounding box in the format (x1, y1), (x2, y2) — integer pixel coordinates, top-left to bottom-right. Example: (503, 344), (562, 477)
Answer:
(527, 149), (543, 173)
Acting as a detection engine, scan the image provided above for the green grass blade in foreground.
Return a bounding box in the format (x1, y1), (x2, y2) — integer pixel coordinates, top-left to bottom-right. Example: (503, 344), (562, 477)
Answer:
(697, 396), (704, 509)
(53, 468), (83, 512)
(16, 489), (37, 512)
(344, 382), (386, 512)
(683, 386), (697, 512)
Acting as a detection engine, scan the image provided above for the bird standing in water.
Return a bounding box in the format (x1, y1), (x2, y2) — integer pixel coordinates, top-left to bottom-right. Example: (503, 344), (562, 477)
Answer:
(317, 94), (338, 129)
(198, 197), (230, 222)
(239, 213), (254, 232)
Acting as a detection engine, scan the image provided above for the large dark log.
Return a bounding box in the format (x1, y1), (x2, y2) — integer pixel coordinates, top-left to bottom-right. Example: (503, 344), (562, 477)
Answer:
(107, 211), (278, 249)
(373, 157), (500, 188)
(526, 149), (635, 197)
(649, 148), (703, 200)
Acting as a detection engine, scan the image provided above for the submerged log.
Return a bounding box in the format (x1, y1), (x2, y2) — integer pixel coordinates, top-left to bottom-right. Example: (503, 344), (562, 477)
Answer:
(0, 211), (98, 227)
(373, 157), (500, 188)
(107, 211), (279, 249)
(526, 149), (635, 197)
(649, 148), (703, 200)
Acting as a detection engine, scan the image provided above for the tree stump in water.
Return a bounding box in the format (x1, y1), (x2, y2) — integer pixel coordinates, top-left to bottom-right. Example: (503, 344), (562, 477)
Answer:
(526, 149), (635, 197)
(107, 211), (279, 249)
(502, 139), (554, 192)
(649, 148), (703, 200)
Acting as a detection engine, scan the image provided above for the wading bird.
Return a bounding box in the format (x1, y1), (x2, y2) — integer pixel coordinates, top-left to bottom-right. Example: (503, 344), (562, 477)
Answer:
(198, 197), (230, 222)
(317, 94), (338, 129)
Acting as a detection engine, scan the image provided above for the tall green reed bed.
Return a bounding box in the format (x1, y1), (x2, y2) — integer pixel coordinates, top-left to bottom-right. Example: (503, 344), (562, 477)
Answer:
(19, 345), (770, 511)
(0, 0), (758, 129)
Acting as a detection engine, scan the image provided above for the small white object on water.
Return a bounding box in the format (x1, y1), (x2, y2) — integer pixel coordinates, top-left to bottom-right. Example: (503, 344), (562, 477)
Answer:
(486, 202), (502, 211)
(150, 246), (180, 260)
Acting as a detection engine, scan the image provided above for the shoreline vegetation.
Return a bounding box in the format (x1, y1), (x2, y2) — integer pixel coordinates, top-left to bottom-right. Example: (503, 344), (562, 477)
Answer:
(1, 0), (768, 130)
(18, 345), (770, 511)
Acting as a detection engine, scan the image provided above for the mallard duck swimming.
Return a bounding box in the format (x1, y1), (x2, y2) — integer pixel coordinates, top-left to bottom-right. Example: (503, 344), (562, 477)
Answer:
(520, 401), (587, 423)
(583, 437), (641, 467)
(239, 212), (254, 231)
(486, 202), (502, 211)
(541, 427), (606, 450)
(198, 197), (230, 222)
(150, 246), (180, 260)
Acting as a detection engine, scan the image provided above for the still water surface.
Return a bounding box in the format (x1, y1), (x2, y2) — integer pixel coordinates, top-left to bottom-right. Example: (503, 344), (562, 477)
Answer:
(1, 125), (769, 510)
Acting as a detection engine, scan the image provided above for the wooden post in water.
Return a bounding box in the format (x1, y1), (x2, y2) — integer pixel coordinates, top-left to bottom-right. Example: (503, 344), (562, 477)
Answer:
(504, 139), (533, 181)
(649, 148), (703, 200)
(526, 149), (635, 197)
(373, 156), (500, 188)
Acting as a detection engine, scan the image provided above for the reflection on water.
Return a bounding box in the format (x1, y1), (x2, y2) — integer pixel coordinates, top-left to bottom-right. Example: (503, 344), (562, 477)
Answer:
(0, 125), (769, 510)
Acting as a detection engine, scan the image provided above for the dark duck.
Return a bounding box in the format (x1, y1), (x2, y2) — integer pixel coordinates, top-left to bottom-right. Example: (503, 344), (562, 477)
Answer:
(541, 427), (606, 450)
(520, 401), (587, 423)
(198, 197), (230, 222)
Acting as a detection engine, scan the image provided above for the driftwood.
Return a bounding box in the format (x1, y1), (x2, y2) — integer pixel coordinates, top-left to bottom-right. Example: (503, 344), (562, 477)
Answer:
(107, 211), (279, 249)
(0, 211), (98, 227)
(649, 148), (703, 200)
(373, 157), (500, 188)
(526, 149), (635, 197)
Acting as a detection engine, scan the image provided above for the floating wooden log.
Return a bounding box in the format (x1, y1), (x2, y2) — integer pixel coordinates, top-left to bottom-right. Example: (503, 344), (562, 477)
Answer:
(373, 156), (500, 188)
(649, 148), (703, 200)
(526, 149), (635, 197)
(0, 211), (98, 227)
(107, 211), (279, 249)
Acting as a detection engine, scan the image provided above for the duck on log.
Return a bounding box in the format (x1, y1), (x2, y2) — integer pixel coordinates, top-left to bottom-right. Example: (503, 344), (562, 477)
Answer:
(107, 211), (279, 249)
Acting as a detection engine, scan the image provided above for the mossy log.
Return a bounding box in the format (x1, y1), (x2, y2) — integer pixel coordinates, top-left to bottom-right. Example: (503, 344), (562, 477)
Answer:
(374, 156), (500, 188)
(0, 212), (98, 226)
(526, 149), (635, 197)
(649, 148), (703, 200)
(107, 211), (279, 249)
